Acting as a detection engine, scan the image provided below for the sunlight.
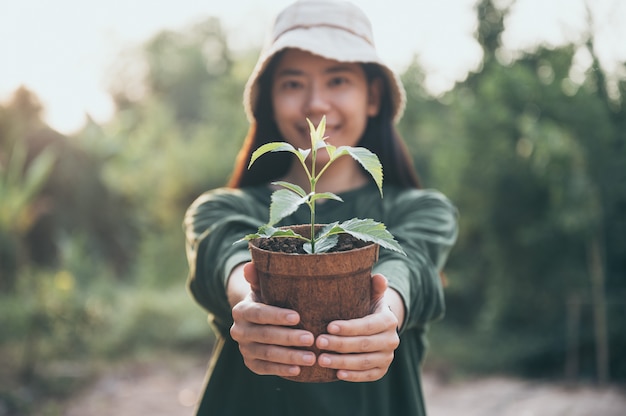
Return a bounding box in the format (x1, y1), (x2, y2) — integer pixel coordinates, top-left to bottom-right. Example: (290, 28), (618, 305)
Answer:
(1, 0), (624, 134)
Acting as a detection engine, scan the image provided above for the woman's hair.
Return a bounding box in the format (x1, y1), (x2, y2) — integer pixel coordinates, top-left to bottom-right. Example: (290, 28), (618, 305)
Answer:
(228, 54), (421, 190)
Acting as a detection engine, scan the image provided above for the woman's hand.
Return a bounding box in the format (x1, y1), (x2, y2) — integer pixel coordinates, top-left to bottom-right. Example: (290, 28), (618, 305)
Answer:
(229, 263), (316, 377)
(316, 274), (402, 382)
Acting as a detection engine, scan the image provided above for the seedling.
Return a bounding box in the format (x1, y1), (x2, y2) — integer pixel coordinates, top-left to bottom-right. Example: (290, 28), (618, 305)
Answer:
(241, 116), (405, 255)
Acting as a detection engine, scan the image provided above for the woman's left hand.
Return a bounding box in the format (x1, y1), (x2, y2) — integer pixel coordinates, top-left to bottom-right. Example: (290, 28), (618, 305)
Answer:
(315, 273), (402, 382)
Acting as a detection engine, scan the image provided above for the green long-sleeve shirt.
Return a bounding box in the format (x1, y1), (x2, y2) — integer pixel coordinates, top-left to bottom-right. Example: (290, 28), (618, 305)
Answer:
(184, 183), (458, 416)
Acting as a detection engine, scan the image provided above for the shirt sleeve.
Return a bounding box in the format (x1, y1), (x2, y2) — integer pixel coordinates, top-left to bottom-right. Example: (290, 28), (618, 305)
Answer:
(372, 188), (459, 332)
(183, 187), (267, 333)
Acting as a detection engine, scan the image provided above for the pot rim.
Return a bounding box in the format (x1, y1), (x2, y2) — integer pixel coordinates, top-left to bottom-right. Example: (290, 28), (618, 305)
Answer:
(248, 223), (378, 257)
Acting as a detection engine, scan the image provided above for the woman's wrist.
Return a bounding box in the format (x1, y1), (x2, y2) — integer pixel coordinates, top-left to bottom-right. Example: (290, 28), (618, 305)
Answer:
(384, 288), (405, 331)
(226, 263), (250, 308)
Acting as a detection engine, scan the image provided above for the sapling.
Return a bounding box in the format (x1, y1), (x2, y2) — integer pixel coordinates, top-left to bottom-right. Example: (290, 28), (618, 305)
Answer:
(241, 116), (405, 255)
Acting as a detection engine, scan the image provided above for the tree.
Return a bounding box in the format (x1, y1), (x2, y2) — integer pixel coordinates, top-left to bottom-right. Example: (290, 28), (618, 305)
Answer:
(426, 0), (626, 380)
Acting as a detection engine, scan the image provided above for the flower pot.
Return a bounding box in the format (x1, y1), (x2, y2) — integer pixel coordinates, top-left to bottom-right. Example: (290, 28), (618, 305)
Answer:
(248, 225), (379, 382)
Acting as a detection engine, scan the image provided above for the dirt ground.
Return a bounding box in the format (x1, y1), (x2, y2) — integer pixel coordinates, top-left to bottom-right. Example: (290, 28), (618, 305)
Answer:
(63, 355), (626, 416)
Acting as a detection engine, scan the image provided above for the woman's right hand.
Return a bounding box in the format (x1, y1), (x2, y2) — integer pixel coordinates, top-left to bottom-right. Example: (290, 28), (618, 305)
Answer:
(229, 263), (316, 377)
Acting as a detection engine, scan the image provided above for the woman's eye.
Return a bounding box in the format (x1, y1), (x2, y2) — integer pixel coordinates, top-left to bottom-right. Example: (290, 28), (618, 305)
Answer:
(329, 77), (349, 87)
(280, 80), (302, 90)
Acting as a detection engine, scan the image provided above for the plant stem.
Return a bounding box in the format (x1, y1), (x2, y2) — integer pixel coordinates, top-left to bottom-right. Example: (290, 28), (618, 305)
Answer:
(309, 178), (316, 253)
(309, 140), (317, 253)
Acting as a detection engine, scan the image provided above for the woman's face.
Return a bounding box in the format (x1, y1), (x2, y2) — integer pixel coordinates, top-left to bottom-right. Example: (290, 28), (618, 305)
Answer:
(271, 49), (381, 157)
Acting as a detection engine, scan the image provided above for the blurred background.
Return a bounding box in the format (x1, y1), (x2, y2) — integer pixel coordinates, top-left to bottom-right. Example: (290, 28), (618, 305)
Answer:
(1, 0), (625, 414)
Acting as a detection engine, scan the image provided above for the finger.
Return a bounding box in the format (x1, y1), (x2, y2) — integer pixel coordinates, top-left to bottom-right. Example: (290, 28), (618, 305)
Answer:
(336, 367), (389, 382)
(371, 273), (388, 304)
(317, 351), (393, 378)
(243, 262), (260, 292)
(326, 307), (398, 337)
(240, 344), (316, 369)
(232, 298), (301, 327)
(231, 323), (314, 347)
(316, 330), (399, 354)
(245, 359), (303, 378)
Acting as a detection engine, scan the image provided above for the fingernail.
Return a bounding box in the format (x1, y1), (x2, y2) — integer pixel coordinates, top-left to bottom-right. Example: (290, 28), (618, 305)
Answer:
(319, 356), (331, 366)
(300, 334), (313, 345)
(328, 324), (340, 334)
(317, 337), (329, 348)
(303, 354), (316, 365)
(288, 366), (300, 375)
(286, 313), (299, 324)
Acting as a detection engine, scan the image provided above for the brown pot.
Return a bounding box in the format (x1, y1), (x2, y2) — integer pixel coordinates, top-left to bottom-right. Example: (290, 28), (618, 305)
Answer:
(248, 225), (379, 383)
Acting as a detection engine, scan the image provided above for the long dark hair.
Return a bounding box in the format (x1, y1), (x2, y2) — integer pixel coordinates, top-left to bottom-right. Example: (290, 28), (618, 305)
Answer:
(228, 54), (421, 190)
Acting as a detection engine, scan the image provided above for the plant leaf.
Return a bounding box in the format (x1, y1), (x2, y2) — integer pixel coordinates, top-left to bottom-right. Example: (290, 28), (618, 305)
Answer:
(297, 148), (311, 161)
(249, 142), (299, 168)
(272, 181), (307, 197)
(315, 222), (341, 238)
(304, 234), (339, 254)
(307, 116), (327, 149)
(333, 146), (384, 197)
(314, 140), (328, 151)
(268, 189), (309, 226)
(336, 218), (405, 254)
(237, 225), (307, 242)
(310, 192), (343, 203)
(324, 143), (337, 159)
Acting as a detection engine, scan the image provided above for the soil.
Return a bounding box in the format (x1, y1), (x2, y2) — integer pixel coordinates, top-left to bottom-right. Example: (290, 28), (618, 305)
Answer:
(256, 233), (367, 254)
(61, 353), (626, 416)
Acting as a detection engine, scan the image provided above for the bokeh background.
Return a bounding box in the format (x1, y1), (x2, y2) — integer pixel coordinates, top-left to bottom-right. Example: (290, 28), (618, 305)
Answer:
(1, 0), (625, 414)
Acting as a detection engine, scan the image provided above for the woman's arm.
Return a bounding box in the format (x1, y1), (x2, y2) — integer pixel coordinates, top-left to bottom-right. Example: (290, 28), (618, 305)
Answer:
(184, 189), (266, 332)
(377, 189), (459, 330)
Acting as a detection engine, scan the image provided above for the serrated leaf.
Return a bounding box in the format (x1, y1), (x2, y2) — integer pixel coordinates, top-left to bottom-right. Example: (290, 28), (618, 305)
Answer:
(268, 189), (309, 226)
(272, 181), (307, 197)
(249, 142), (298, 168)
(236, 225), (307, 243)
(237, 224), (277, 242)
(236, 233), (261, 243)
(310, 192), (343, 203)
(337, 218), (405, 254)
(262, 228), (305, 239)
(333, 146), (384, 197)
(315, 222), (341, 237)
(304, 234), (339, 254)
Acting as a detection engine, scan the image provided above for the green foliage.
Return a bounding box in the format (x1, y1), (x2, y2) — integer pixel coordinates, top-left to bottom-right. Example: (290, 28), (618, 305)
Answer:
(0, 266), (212, 414)
(421, 2), (626, 381)
(0, 143), (55, 231)
(0, 142), (55, 289)
(1, 6), (625, 407)
(243, 117), (404, 254)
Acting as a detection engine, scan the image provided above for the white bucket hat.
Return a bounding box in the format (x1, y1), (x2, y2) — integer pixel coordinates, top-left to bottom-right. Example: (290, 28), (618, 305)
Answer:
(243, 0), (406, 123)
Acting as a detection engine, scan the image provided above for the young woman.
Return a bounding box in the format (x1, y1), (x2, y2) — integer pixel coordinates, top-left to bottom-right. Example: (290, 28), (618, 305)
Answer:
(184, 1), (458, 414)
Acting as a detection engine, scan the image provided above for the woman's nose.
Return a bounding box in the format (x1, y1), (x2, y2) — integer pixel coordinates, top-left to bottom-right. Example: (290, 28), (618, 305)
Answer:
(304, 83), (331, 115)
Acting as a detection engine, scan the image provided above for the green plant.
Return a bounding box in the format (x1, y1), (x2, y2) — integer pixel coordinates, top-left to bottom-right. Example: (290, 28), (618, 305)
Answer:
(0, 142), (55, 235)
(1, 143), (56, 290)
(242, 116), (404, 255)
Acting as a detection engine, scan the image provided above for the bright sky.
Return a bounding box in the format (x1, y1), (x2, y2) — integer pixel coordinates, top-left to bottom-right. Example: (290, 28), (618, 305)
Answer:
(1, 0), (624, 134)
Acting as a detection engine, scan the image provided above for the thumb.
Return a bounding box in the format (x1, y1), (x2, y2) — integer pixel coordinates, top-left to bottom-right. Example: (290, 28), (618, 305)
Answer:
(243, 262), (261, 295)
(371, 273), (388, 305)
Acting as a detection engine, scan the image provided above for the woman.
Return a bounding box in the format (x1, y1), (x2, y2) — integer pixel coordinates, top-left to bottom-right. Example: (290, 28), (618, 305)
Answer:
(184, 1), (458, 414)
